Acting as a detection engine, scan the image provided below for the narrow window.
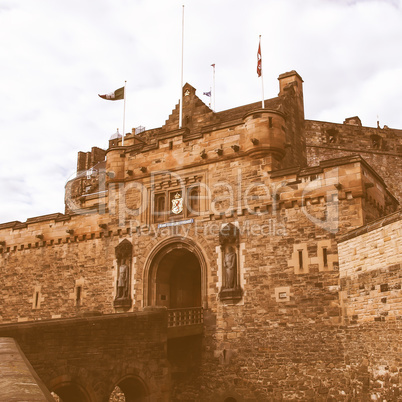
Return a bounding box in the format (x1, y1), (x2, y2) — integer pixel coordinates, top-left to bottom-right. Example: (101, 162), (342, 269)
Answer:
(326, 128), (338, 144)
(158, 196), (165, 212)
(154, 194), (166, 222)
(169, 141), (173, 150)
(298, 250), (303, 270)
(370, 134), (381, 149)
(35, 292), (39, 308)
(268, 117), (273, 128)
(188, 187), (200, 215)
(380, 284), (389, 292)
(76, 286), (82, 306)
(323, 248), (328, 267)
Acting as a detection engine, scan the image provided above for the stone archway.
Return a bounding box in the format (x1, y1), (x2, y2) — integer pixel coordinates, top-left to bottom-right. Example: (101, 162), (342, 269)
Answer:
(155, 247), (201, 308)
(143, 237), (208, 309)
(51, 381), (91, 402)
(109, 375), (149, 402)
(48, 371), (97, 402)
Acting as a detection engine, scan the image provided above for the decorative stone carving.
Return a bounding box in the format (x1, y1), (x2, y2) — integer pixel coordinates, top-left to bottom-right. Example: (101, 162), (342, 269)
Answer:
(219, 223), (243, 303)
(219, 223), (239, 247)
(224, 246), (236, 290)
(117, 264), (128, 299)
(114, 239), (133, 310)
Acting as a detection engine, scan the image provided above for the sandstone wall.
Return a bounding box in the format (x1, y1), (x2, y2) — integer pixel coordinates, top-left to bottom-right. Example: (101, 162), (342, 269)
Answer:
(0, 310), (169, 401)
(0, 213), (118, 323)
(338, 210), (402, 324)
(305, 120), (402, 203)
(1, 155), (380, 323)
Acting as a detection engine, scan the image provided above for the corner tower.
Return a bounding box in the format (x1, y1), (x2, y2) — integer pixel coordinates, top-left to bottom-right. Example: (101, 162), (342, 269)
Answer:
(240, 70), (306, 170)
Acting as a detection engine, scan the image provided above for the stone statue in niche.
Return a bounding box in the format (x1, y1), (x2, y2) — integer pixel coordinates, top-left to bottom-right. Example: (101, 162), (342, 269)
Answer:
(219, 223), (243, 302)
(224, 246), (237, 289)
(117, 262), (129, 299)
(114, 239), (133, 309)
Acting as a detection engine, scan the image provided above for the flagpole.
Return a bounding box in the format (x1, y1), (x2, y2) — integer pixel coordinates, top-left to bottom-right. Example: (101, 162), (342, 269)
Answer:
(122, 80), (127, 146)
(211, 63), (215, 111)
(179, 5), (184, 129)
(259, 35), (265, 109)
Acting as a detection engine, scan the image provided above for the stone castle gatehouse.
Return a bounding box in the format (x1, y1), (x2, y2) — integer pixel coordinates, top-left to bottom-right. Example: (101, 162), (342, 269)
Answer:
(0, 71), (401, 401)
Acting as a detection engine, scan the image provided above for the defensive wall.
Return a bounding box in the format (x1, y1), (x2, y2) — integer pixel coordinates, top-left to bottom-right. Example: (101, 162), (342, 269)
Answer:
(306, 117), (402, 203)
(338, 210), (402, 325)
(0, 310), (169, 401)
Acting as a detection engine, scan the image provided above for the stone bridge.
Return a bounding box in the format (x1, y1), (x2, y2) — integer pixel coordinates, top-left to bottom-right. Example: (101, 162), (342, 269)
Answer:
(0, 307), (203, 401)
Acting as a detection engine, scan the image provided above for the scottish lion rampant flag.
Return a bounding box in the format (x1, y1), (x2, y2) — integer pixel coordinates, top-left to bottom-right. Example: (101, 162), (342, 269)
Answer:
(98, 87), (125, 100)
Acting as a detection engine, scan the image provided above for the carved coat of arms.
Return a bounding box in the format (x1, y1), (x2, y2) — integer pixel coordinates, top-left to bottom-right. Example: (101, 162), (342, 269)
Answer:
(171, 192), (183, 214)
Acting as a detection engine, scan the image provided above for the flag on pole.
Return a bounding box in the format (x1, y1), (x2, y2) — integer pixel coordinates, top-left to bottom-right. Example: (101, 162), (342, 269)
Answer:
(203, 91), (211, 97)
(257, 41), (262, 77)
(257, 36), (264, 108)
(98, 87), (125, 100)
(211, 63), (216, 111)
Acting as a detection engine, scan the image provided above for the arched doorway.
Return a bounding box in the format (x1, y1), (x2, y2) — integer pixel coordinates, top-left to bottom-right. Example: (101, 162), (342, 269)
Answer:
(51, 382), (91, 402)
(154, 248), (201, 308)
(109, 376), (148, 402)
(144, 238), (207, 309)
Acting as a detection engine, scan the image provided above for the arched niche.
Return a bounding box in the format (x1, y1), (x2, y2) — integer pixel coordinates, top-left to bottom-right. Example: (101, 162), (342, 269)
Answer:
(114, 239), (133, 311)
(219, 223), (243, 303)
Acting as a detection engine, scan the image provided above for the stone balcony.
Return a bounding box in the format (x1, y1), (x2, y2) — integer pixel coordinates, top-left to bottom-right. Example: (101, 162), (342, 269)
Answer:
(167, 307), (204, 339)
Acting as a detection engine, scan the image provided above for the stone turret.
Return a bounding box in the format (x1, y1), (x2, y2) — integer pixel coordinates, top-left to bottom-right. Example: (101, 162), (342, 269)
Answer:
(242, 108), (287, 165)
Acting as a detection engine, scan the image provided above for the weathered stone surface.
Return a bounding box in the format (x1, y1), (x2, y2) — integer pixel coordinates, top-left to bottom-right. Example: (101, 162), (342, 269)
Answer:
(0, 311), (169, 401)
(0, 338), (54, 401)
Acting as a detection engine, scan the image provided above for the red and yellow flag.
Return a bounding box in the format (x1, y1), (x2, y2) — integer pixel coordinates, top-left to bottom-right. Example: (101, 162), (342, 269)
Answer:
(257, 40), (262, 77)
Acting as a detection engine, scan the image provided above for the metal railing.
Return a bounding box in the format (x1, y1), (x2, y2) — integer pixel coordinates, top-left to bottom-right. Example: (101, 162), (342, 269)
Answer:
(167, 307), (203, 328)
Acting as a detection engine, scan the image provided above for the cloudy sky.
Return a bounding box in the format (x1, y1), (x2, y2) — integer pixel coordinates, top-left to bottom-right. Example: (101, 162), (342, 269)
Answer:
(1, 0), (401, 223)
